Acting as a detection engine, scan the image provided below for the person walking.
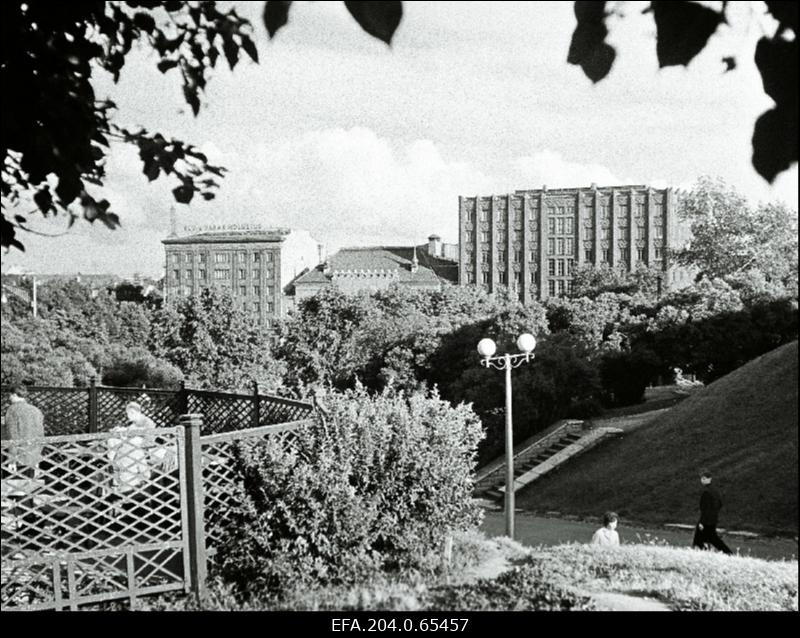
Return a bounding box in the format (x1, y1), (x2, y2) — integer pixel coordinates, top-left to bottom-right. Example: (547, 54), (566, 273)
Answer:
(591, 511), (621, 546)
(692, 470), (733, 555)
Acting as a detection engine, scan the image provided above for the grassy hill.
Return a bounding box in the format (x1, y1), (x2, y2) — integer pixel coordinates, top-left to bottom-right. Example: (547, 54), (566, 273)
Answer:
(516, 341), (799, 535)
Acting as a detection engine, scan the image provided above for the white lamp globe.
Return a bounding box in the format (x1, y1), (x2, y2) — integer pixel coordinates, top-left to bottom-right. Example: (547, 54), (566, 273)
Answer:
(477, 338), (497, 358)
(516, 333), (537, 354)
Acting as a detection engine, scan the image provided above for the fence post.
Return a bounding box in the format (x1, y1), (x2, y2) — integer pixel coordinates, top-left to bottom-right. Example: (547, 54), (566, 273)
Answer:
(88, 376), (98, 433)
(181, 413), (208, 599)
(178, 380), (188, 415)
(252, 381), (260, 429)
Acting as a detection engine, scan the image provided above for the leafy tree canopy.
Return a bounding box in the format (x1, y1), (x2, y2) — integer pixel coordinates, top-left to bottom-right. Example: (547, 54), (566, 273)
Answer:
(675, 176), (798, 290)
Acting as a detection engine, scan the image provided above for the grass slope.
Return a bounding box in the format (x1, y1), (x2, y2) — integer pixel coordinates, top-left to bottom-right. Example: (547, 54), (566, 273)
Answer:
(516, 341), (799, 535)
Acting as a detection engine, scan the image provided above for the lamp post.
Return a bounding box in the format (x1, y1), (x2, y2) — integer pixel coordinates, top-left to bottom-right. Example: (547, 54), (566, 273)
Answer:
(477, 333), (537, 540)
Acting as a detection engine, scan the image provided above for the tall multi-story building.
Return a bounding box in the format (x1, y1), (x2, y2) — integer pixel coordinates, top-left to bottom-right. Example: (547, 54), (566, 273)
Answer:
(162, 227), (320, 327)
(458, 184), (690, 301)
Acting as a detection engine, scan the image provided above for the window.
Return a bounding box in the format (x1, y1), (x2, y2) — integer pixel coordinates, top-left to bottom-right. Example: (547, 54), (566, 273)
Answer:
(548, 218), (556, 234)
(547, 238), (555, 255)
(173, 269), (180, 280)
(558, 280), (565, 295)
(267, 301), (275, 313)
(584, 249), (593, 261)
(499, 271), (507, 285)
(637, 226), (647, 239)
(215, 253), (230, 263)
(466, 272), (475, 283)
(242, 302), (248, 312)
(565, 280), (573, 294)
(214, 269), (228, 280)
(239, 269), (246, 279)
(265, 252), (273, 262)
(621, 248), (630, 263)
(465, 231), (474, 243)
(516, 272), (523, 285)
(556, 218), (564, 234)
(497, 230), (507, 242)
(253, 253), (261, 262)
(480, 207), (489, 222)
(653, 203), (664, 215)
(481, 271), (491, 284)
(199, 269), (206, 279)
(252, 269), (260, 279)
(514, 250), (522, 263)
(530, 271), (537, 283)
(557, 260), (565, 276)
(529, 250), (538, 261)
(557, 238), (565, 255)
(565, 218), (574, 234)
(482, 251), (490, 264)
(171, 254), (180, 264)
(654, 247), (664, 259)
(239, 285), (247, 296)
(602, 249), (611, 262)
(185, 269), (192, 279)
(548, 280), (556, 296)
(528, 205), (539, 221)
(601, 227), (610, 240)
(498, 250), (506, 263)
(265, 267), (274, 280)
(198, 254), (206, 264)
(637, 248), (646, 261)
(238, 253), (246, 263)
(548, 260), (556, 276)
(566, 240), (574, 256)
(567, 259), (574, 274)
(636, 202), (645, 216)
(655, 226), (664, 238)
(481, 231), (490, 243)
(254, 302), (261, 314)
(253, 285), (260, 296)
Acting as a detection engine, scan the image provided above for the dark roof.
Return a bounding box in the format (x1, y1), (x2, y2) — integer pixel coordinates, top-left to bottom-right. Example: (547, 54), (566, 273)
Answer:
(292, 245), (458, 289)
(162, 229), (290, 245)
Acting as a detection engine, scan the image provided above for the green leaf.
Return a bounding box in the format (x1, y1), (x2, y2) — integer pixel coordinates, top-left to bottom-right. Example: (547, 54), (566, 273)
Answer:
(223, 36), (239, 70)
(241, 35), (259, 63)
(567, 2), (615, 83)
(173, 183), (195, 204)
(652, 1), (724, 68)
(344, 1), (402, 45)
(263, 1), (292, 38)
(157, 58), (180, 73)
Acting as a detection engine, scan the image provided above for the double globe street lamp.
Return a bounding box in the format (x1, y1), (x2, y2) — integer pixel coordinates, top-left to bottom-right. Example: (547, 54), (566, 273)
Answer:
(477, 333), (537, 540)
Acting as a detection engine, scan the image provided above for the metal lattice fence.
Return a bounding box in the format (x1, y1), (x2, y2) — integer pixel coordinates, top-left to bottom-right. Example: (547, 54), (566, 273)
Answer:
(1, 383), (312, 436)
(1, 410), (313, 610)
(1, 429), (189, 610)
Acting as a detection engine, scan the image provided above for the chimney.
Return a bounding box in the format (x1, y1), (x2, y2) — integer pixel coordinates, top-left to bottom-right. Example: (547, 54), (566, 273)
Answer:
(317, 243), (326, 265)
(427, 234), (442, 258)
(411, 246), (419, 273)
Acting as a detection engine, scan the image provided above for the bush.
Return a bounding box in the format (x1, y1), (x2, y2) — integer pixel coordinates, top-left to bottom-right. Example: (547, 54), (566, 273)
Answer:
(599, 347), (661, 407)
(212, 386), (485, 600)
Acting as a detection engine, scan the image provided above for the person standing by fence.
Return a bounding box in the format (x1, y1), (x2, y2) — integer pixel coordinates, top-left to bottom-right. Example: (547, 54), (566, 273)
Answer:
(2, 385), (45, 479)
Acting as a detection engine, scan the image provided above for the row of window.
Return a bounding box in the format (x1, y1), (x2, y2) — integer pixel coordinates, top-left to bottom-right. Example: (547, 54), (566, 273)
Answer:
(169, 251), (274, 264)
(174, 268), (274, 281)
(471, 201), (665, 223)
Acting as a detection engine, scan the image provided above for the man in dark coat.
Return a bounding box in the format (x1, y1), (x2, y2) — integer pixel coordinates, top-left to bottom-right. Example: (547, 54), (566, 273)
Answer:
(2, 385), (45, 479)
(692, 470), (733, 555)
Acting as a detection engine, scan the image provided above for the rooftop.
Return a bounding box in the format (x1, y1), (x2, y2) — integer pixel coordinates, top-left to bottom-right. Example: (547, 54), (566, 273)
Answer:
(162, 228), (292, 245)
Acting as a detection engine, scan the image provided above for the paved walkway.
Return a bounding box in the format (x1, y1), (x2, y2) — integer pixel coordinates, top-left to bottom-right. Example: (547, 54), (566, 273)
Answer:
(481, 510), (798, 561)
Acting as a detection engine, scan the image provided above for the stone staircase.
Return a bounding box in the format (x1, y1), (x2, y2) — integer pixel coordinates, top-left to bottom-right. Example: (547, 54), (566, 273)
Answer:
(475, 419), (622, 502)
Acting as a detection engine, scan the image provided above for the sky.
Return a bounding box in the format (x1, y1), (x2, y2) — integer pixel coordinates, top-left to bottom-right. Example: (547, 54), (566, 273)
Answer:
(3, 1), (797, 277)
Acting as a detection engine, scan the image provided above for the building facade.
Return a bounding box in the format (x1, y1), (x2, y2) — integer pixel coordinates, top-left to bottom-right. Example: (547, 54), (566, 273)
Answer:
(162, 228), (320, 327)
(290, 235), (459, 303)
(458, 184), (690, 301)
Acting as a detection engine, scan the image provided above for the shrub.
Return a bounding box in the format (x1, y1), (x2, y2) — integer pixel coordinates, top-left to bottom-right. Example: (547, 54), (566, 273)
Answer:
(212, 386), (485, 600)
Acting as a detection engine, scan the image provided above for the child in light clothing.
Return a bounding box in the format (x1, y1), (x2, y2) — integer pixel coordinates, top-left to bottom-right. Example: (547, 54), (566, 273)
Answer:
(591, 511), (620, 546)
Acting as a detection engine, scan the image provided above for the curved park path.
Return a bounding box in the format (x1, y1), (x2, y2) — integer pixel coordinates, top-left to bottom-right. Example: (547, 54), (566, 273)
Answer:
(480, 510), (798, 561)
